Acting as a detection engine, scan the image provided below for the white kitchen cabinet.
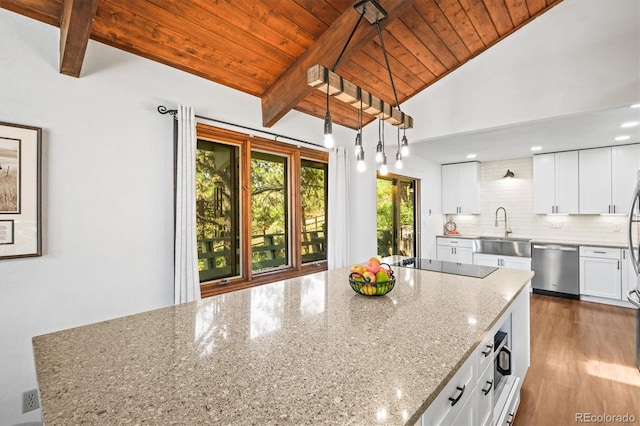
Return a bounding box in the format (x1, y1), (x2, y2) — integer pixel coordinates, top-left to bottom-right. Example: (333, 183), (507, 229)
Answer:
(421, 350), (476, 425)
(612, 144), (640, 214)
(579, 247), (622, 299)
(476, 361), (494, 426)
(421, 285), (530, 426)
(579, 145), (640, 214)
(533, 151), (579, 214)
(442, 162), (480, 214)
(621, 249), (638, 301)
(437, 237), (474, 264)
(473, 253), (531, 271)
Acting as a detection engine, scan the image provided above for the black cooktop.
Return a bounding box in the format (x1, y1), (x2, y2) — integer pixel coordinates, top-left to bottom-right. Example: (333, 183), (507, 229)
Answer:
(391, 257), (498, 278)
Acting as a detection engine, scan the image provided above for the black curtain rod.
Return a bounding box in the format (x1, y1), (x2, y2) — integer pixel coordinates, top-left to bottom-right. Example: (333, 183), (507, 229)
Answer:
(157, 105), (323, 149)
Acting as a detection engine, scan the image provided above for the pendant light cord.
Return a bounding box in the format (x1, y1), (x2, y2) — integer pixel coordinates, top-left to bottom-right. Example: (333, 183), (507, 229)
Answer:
(332, 8), (366, 72)
(375, 20), (400, 111)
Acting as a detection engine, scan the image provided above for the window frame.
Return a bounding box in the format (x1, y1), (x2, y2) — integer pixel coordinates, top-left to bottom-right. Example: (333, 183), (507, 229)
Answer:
(196, 123), (328, 298)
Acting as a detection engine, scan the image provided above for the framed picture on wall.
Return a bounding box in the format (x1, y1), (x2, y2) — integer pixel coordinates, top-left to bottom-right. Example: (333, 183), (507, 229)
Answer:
(0, 122), (42, 259)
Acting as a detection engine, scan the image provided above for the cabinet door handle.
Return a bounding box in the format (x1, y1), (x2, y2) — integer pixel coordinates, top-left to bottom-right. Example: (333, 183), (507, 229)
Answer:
(482, 380), (493, 395)
(623, 250), (626, 259)
(449, 385), (466, 406)
(507, 413), (515, 425)
(609, 205), (611, 213)
(481, 344), (493, 357)
(618, 260), (620, 270)
(613, 205), (616, 213)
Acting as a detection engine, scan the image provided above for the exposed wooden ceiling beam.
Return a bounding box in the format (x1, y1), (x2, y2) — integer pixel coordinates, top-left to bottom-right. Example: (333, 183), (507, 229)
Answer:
(59, 0), (99, 77)
(260, 0), (417, 128)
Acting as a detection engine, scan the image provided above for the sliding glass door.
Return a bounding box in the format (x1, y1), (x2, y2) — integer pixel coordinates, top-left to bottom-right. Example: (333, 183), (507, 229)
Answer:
(376, 175), (418, 257)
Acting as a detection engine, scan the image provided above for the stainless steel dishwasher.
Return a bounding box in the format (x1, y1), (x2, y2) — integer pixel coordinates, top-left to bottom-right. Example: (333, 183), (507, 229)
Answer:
(531, 244), (579, 298)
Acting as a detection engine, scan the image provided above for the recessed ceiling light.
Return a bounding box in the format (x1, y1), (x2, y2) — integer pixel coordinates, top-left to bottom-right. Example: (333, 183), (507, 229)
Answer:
(631, 103), (640, 108)
(466, 154), (477, 159)
(531, 146), (542, 151)
(621, 121), (639, 128)
(615, 135), (631, 141)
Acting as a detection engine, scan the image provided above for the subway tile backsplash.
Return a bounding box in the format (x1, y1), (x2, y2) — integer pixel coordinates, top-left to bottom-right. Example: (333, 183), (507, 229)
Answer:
(448, 157), (628, 243)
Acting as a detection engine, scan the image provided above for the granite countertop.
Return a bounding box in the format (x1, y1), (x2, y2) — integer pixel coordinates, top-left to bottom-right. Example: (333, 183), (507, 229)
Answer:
(437, 234), (628, 248)
(33, 265), (533, 425)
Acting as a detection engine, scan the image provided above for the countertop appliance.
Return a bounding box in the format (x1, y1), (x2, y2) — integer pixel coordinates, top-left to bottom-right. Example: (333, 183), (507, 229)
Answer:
(531, 244), (579, 297)
(626, 170), (640, 371)
(392, 257), (498, 278)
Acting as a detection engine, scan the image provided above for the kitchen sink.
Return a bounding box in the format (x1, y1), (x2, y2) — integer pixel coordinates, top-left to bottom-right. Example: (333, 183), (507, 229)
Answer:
(473, 237), (532, 257)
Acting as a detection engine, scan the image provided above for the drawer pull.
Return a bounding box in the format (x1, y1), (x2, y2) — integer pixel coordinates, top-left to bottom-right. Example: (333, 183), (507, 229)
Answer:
(482, 380), (493, 395)
(507, 413), (515, 425)
(449, 385), (466, 406)
(481, 344), (493, 357)
(593, 251), (607, 254)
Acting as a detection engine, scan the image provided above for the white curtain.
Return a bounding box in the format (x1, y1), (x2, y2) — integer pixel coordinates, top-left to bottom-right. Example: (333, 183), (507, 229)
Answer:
(327, 146), (350, 269)
(174, 104), (201, 304)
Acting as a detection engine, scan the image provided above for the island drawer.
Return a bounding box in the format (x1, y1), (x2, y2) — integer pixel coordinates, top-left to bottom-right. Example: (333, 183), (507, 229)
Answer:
(476, 333), (494, 376)
(421, 355), (475, 425)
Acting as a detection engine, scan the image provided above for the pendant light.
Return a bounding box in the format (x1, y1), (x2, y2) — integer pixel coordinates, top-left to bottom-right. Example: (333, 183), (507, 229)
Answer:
(355, 92), (366, 172)
(400, 126), (409, 157)
(323, 68), (334, 149)
(375, 118), (384, 163)
(395, 127), (403, 169)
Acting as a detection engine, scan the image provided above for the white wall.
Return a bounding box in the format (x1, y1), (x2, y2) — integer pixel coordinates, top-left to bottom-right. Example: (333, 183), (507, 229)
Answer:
(0, 9), (362, 425)
(404, 0), (640, 140)
(449, 157), (628, 243)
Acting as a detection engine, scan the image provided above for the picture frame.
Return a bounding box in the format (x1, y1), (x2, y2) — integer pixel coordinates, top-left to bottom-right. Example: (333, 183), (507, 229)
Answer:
(0, 122), (42, 259)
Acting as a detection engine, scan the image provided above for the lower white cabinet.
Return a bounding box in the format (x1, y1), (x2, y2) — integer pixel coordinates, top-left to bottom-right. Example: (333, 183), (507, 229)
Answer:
(421, 351), (476, 425)
(474, 253), (531, 271)
(477, 362), (494, 426)
(579, 247), (622, 300)
(421, 284), (530, 426)
(437, 238), (474, 264)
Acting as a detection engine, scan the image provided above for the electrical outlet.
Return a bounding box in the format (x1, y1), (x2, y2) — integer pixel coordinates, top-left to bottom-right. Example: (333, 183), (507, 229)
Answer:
(22, 389), (39, 413)
(551, 222), (563, 229)
(613, 224), (621, 232)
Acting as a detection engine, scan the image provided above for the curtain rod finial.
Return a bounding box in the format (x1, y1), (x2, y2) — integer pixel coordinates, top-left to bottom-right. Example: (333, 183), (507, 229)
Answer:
(158, 105), (178, 116)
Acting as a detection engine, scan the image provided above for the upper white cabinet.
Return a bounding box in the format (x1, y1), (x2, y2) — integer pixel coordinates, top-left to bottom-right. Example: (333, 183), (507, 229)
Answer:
(579, 145), (640, 214)
(533, 152), (579, 214)
(442, 162), (480, 214)
(612, 144), (640, 214)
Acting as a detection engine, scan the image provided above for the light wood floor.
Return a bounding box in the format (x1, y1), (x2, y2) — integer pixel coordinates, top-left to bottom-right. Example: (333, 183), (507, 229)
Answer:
(516, 294), (640, 425)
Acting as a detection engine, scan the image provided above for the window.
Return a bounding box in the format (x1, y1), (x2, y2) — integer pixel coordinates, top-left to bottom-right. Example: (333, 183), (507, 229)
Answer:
(195, 140), (240, 282)
(251, 151), (288, 272)
(195, 124), (328, 297)
(300, 160), (327, 263)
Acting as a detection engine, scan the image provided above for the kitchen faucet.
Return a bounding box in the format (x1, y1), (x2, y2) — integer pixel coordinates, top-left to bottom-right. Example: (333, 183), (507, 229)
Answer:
(495, 207), (512, 237)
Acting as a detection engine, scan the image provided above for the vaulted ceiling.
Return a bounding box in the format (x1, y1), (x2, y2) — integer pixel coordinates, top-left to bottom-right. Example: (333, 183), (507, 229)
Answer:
(1, 0), (562, 130)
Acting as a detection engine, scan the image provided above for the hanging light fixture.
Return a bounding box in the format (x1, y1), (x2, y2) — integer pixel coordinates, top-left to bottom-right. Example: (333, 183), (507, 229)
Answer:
(375, 118), (384, 163)
(309, 0), (412, 164)
(355, 91), (366, 172)
(395, 127), (403, 169)
(400, 127), (409, 157)
(322, 68), (334, 149)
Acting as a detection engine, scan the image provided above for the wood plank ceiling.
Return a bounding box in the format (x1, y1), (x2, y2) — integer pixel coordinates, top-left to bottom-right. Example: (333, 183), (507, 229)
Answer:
(1, 0), (562, 130)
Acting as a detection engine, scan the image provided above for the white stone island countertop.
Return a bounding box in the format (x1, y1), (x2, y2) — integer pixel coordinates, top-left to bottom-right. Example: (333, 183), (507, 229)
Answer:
(33, 264), (533, 425)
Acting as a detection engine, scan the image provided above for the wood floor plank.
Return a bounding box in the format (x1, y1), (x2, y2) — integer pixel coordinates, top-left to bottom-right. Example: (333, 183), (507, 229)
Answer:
(516, 294), (640, 425)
